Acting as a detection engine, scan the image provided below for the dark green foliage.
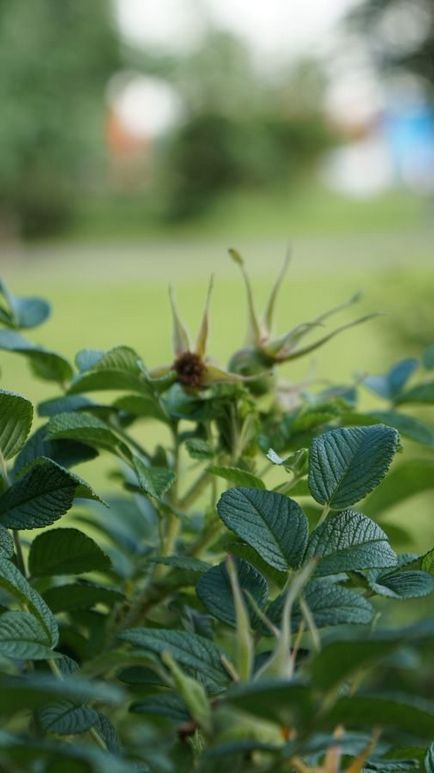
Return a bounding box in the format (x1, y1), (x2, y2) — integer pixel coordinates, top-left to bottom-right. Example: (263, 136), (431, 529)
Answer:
(0, 275), (434, 771)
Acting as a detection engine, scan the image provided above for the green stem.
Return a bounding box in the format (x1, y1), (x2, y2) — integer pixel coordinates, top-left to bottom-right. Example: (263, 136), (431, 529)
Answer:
(317, 503), (330, 526)
(178, 470), (210, 511)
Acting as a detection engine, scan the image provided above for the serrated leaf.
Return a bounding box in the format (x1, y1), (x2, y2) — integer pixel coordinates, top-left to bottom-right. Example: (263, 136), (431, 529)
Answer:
(267, 579), (374, 630)
(131, 692), (190, 721)
(362, 359), (418, 400)
(363, 459), (434, 517)
(0, 611), (57, 660)
(309, 425), (399, 509)
(119, 628), (229, 693)
(324, 694), (434, 740)
(0, 390), (33, 460)
(47, 412), (131, 459)
(208, 465), (265, 489)
(0, 556), (58, 646)
(69, 346), (146, 394)
(29, 528), (111, 577)
(197, 558), (269, 628)
(0, 526), (13, 559)
(132, 457), (175, 499)
(38, 700), (98, 735)
(13, 425), (98, 476)
(217, 488), (308, 571)
(305, 511), (396, 576)
(43, 582), (123, 612)
(368, 569), (434, 599)
(396, 382), (434, 406)
(38, 394), (95, 417)
(0, 459), (78, 530)
(368, 410), (434, 449)
(0, 330), (73, 384)
(311, 620), (434, 690)
(0, 673), (125, 713)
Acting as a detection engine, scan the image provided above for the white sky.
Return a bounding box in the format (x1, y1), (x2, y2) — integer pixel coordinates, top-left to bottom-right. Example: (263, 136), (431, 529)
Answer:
(115, 0), (359, 60)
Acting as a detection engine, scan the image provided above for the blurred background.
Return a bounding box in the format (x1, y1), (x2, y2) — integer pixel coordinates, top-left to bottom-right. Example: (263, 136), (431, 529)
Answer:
(1, 0), (433, 434)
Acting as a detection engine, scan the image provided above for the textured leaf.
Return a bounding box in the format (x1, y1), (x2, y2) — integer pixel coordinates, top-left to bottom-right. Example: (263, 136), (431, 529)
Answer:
(13, 425), (98, 476)
(47, 412), (130, 458)
(0, 673), (125, 713)
(368, 410), (434, 449)
(197, 558), (269, 627)
(217, 488), (308, 571)
(69, 346), (146, 394)
(311, 620), (434, 690)
(0, 611), (57, 660)
(0, 329), (73, 384)
(309, 425), (399, 509)
(208, 465), (265, 489)
(43, 582), (122, 612)
(305, 511), (396, 576)
(0, 390), (33, 460)
(363, 459), (434, 517)
(29, 528), (111, 577)
(362, 359), (418, 400)
(396, 383), (434, 406)
(0, 280), (50, 329)
(114, 394), (167, 422)
(38, 700), (98, 735)
(38, 394), (95, 417)
(267, 579), (374, 630)
(368, 569), (434, 599)
(119, 628), (229, 693)
(324, 694), (434, 740)
(0, 526), (13, 559)
(0, 557), (58, 646)
(130, 693), (190, 722)
(0, 459), (77, 530)
(133, 457), (176, 498)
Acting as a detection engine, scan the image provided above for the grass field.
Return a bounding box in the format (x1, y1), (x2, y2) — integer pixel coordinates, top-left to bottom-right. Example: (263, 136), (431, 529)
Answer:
(2, 184), (434, 551)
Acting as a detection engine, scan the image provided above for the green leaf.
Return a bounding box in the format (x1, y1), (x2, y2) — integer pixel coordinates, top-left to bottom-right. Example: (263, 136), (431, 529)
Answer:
(132, 457), (176, 499)
(119, 628), (230, 694)
(309, 425), (399, 509)
(0, 526), (13, 559)
(29, 528), (111, 577)
(425, 742), (434, 772)
(0, 611), (57, 660)
(0, 330), (73, 384)
(0, 390), (33, 460)
(68, 346), (146, 394)
(223, 679), (314, 727)
(363, 459), (434, 517)
(0, 459), (78, 530)
(43, 582), (123, 612)
(13, 426), (98, 475)
(305, 511), (396, 576)
(0, 673), (125, 713)
(130, 693), (190, 722)
(197, 558), (269, 628)
(324, 694), (434, 741)
(396, 382), (434, 406)
(185, 438), (214, 460)
(217, 488), (308, 571)
(47, 412), (131, 459)
(0, 280), (50, 329)
(208, 465), (265, 489)
(368, 569), (434, 599)
(0, 556), (58, 646)
(362, 359), (418, 400)
(114, 394), (167, 423)
(38, 394), (95, 417)
(423, 345), (434, 371)
(38, 701), (98, 735)
(367, 410), (434, 449)
(267, 579), (374, 630)
(311, 620), (434, 690)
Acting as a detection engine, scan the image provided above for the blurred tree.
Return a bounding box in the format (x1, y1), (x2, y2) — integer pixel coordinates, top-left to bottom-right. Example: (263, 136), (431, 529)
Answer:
(0, 0), (120, 236)
(349, 0), (434, 94)
(152, 30), (333, 221)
